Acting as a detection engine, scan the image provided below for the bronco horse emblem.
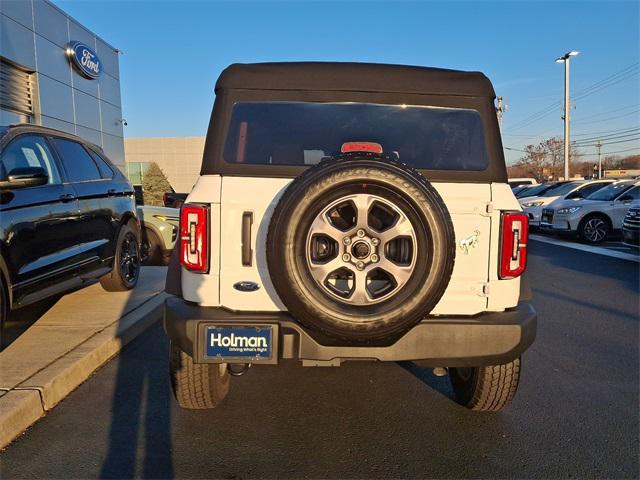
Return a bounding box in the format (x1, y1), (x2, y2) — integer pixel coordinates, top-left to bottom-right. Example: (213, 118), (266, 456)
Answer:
(459, 230), (480, 254)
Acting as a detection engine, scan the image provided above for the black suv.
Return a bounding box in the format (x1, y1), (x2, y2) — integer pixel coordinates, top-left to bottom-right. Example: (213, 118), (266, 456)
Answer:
(0, 125), (141, 343)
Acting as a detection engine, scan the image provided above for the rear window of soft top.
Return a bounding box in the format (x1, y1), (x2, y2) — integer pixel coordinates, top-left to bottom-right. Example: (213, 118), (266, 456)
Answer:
(223, 102), (489, 171)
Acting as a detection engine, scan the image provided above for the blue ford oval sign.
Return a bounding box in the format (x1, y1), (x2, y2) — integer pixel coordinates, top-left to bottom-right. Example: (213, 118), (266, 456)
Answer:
(65, 41), (101, 79)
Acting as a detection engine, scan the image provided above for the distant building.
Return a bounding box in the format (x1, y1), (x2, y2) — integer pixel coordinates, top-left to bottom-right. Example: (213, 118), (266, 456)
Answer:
(0, 0), (125, 170)
(124, 137), (204, 192)
(604, 169), (640, 179)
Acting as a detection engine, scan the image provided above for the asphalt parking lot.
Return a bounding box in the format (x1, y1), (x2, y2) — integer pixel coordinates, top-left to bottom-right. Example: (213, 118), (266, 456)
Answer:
(1, 239), (638, 479)
(595, 239), (639, 256)
(530, 232), (639, 261)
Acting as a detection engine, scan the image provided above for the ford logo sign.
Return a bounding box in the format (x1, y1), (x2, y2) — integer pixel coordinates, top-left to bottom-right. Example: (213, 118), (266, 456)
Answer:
(65, 41), (101, 79)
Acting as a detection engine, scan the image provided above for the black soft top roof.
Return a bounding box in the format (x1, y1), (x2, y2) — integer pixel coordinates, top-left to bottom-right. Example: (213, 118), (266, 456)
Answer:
(216, 62), (496, 98)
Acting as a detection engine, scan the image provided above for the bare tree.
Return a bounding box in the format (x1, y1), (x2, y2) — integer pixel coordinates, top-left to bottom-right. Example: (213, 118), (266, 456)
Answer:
(507, 136), (586, 181)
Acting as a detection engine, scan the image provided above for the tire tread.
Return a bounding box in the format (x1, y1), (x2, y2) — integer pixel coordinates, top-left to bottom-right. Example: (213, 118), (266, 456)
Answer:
(169, 343), (229, 409)
(451, 358), (521, 412)
(266, 154), (456, 341)
(100, 219), (140, 292)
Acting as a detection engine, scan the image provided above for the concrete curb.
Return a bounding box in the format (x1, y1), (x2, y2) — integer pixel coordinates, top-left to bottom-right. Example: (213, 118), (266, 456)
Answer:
(0, 292), (167, 449)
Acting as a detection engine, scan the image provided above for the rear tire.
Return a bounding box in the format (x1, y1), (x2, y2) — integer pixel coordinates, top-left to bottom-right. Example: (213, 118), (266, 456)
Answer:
(450, 358), (521, 411)
(141, 228), (163, 266)
(170, 342), (230, 409)
(100, 220), (141, 292)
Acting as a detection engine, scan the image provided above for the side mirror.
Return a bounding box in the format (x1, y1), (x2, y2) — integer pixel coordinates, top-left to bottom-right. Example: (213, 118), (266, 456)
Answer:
(0, 167), (48, 190)
(618, 195), (633, 203)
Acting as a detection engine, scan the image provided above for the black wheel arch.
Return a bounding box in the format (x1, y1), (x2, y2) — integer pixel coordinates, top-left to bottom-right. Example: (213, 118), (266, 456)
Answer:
(117, 212), (141, 240)
(141, 222), (163, 247)
(0, 250), (13, 309)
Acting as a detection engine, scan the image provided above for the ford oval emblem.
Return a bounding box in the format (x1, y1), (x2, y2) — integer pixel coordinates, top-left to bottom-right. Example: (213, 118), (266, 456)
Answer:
(233, 281), (260, 292)
(65, 41), (101, 79)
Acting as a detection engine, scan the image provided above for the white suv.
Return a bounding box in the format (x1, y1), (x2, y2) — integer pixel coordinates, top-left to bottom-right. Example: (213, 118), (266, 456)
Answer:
(164, 62), (537, 412)
(519, 180), (614, 228)
(541, 180), (640, 243)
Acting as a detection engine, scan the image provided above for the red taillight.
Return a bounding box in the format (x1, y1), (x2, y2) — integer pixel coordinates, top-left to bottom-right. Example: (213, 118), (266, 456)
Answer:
(499, 212), (529, 279)
(180, 203), (209, 272)
(341, 142), (383, 154)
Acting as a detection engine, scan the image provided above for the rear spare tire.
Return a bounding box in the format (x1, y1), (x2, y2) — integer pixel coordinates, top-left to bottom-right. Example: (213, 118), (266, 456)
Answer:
(267, 155), (455, 341)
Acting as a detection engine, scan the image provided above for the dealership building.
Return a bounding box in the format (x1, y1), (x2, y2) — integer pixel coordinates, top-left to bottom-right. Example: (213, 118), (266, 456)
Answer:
(0, 0), (125, 170)
(125, 137), (204, 192)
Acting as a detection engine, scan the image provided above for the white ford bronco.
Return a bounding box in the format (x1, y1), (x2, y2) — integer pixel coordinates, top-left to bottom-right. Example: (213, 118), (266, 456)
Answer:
(164, 62), (536, 412)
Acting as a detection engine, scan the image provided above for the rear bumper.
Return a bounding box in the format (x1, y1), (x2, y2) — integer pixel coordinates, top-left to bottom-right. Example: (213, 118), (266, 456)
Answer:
(540, 221), (573, 232)
(164, 297), (537, 367)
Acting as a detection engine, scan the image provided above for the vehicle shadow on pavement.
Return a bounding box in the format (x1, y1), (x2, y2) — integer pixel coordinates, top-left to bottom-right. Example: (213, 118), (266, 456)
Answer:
(398, 361), (456, 400)
(1, 295), (61, 351)
(99, 282), (173, 478)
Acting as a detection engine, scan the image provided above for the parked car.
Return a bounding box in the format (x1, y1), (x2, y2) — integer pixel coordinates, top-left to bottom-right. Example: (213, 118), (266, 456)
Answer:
(164, 62), (536, 413)
(540, 180), (640, 243)
(514, 182), (557, 199)
(622, 202), (640, 247)
(511, 184), (531, 196)
(508, 177), (538, 188)
(163, 191), (188, 208)
(137, 205), (179, 265)
(0, 125), (141, 344)
(519, 180), (614, 228)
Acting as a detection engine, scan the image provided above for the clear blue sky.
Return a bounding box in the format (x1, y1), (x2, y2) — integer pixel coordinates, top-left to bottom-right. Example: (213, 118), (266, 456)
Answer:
(57, 0), (639, 164)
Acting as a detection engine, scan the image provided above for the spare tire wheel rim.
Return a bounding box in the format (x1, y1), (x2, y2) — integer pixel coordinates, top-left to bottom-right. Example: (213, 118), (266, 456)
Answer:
(120, 231), (140, 285)
(305, 193), (417, 305)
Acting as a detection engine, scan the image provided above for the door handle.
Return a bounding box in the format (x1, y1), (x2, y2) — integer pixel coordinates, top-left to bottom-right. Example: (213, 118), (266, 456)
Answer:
(241, 212), (253, 266)
(59, 193), (76, 202)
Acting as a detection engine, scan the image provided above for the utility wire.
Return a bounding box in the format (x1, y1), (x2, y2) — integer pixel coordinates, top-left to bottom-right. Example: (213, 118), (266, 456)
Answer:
(572, 103), (640, 121)
(573, 109), (640, 125)
(506, 102), (562, 132)
(502, 126), (640, 141)
(571, 130), (640, 145)
(573, 126), (640, 137)
(571, 65), (639, 99)
(574, 62), (638, 92)
(573, 137), (640, 147)
(505, 62), (640, 132)
(572, 67), (639, 101)
(505, 145), (639, 156)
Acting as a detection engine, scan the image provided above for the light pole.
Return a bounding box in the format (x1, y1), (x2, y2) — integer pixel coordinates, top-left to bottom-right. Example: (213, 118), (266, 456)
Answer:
(596, 140), (602, 179)
(555, 50), (579, 180)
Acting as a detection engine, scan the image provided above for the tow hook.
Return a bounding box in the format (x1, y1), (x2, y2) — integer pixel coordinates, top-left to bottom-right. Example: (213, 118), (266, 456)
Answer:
(228, 363), (251, 376)
(433, 367), (448, 377)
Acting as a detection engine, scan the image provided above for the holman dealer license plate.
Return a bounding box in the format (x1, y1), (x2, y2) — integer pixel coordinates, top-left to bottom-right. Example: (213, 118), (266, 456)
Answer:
(205, 325), (273, 360)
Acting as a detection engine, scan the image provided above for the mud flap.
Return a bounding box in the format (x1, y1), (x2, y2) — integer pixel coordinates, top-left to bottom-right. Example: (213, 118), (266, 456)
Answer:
(165, 245), (182, 296)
